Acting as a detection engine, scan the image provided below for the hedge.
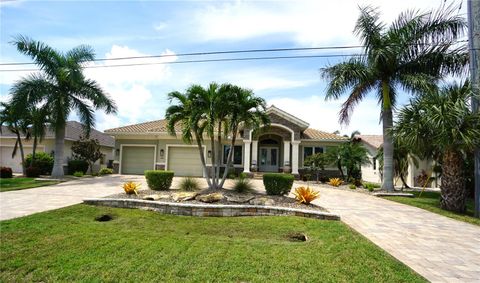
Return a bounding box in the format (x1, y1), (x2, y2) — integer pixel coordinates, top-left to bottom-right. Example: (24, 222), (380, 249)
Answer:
(26, 152), (54, 175)
(68, 160), (89, 175)
(263, 173), (295, 195)
(145, 170), (174, 190)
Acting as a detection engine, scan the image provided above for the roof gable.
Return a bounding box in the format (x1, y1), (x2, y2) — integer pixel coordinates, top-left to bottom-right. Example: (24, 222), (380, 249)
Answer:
(266, 105), (309, 129)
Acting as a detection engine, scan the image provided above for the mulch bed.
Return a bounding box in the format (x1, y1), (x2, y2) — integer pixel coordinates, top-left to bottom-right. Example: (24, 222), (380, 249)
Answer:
(106, 188), (328, 212)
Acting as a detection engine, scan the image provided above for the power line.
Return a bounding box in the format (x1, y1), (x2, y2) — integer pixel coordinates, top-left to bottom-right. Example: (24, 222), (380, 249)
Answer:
(0, 53), (366, 72)
(0, 39), (469, 67)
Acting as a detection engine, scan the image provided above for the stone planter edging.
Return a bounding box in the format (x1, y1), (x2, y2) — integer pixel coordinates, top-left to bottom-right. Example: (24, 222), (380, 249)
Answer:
(83, 198), (340, 220)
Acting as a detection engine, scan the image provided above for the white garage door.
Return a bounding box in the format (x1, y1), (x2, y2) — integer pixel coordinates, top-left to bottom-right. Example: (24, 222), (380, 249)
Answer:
(121, 146), (155, 175)
(0, 146), (43, 173)
(168, 147), (203, 177)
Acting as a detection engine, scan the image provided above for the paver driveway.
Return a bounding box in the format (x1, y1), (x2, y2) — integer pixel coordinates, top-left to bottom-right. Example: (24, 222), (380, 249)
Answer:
(308, 183), (480, 283)
(0, 175), (146, 221)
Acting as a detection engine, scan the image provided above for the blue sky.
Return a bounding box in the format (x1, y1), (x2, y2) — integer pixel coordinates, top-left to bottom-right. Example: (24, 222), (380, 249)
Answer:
(0, 0), (467, 134)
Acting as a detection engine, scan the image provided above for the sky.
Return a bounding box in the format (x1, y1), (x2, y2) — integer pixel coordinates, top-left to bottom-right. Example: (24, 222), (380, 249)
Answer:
(0, 0), (468, 134)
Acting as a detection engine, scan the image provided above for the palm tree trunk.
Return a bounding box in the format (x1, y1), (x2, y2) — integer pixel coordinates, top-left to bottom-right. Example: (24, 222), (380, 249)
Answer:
(14, 130), (26, 176)
(440, 149), (467, 213)
(210, 135), (217, 190)
(219, 127), (237, 189)
(31, 135), (38, 167)
(381, 83), (395, 192)
(51, 125), (65, 178)
(195, 132), (212, 189)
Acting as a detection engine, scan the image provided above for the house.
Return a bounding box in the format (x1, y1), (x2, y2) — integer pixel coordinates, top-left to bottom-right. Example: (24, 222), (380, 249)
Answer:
(356, 135), (438, 188)
(0, 121), (115, 173)
(105, 106), (347, 176)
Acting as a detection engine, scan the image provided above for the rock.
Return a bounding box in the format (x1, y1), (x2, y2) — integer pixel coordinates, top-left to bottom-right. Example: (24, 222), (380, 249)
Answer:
(142, 194), (162, 201)
(196, 193), (224, 203)
(286, 232), (308, 242)
(172, 192), (198, 202)
(225, 194), (255, 203)
(249, 197), (275, 206)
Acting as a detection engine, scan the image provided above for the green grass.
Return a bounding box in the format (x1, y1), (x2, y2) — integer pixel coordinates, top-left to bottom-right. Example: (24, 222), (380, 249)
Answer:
(0, 205), (425, 282)
(383, 191), (479, 226)
(0, 177), (59, 192)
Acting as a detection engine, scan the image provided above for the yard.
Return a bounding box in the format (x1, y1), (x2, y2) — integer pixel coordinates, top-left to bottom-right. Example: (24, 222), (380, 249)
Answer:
(0, 177), (59, 192)
(0, 204), (425, 282)
(383, 191), (480, 226)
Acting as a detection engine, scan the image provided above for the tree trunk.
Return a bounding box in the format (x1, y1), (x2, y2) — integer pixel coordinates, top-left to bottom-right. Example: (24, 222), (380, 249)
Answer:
(14, 130), (26, 176)
(210, 134), (217, 190)
(31, 135), (38, 167)
(219, 127), (237, 189)
(195, 132), (212, 189)
(381, 82), (395, 192)
(440, 149), (467, 213)
(51, 125), (65, 178)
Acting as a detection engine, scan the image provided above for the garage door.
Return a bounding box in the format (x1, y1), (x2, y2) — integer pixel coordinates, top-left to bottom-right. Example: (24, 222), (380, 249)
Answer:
(121, 146), (155, 175)
(0, 146), (43, 173)
(168, 147), (203, 177)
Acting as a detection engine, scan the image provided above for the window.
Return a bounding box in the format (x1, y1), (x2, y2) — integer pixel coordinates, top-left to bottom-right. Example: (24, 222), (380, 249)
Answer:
(373, 157), (377, 170)
(303, 146), (325, 165)
(223, 145), (242, 165)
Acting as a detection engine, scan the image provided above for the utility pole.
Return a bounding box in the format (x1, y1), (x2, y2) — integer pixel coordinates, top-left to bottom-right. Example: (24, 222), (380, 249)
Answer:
(467, 0), (480, 218)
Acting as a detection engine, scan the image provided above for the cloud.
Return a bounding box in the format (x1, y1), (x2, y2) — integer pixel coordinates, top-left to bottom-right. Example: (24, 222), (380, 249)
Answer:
(268, 95), (382, 135)
(191, 0), (466, 46)
(154, 22), (167, 31)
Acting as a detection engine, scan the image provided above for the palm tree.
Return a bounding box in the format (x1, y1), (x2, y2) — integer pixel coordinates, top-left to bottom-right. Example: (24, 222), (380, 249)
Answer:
(0, 102), (29, 175)
(394, 81), (480, 212)
(25, 106), (50, 168)
(321, 5), (467, 191)
(9, 36), (117, 178)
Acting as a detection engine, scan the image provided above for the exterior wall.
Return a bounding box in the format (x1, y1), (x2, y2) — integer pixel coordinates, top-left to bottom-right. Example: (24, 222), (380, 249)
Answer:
(299, 141), (341, 170)
(360, 143), (382, 184)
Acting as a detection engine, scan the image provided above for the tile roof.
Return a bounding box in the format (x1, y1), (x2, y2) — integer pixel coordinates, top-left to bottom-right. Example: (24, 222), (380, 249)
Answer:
(1, 121), (114, 147)
(356, 135), (383, 149)
(301, 128), (347, 141)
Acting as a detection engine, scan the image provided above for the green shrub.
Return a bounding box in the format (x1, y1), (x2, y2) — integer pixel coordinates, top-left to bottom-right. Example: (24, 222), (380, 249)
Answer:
(263, 173), (294, 195)
(179, 177), (200, 191)
(145, 170), (174, 190)
(98, 167), (113, 175)
(349, 184), (356, 190)
(25, 152), (54, 175)
(73, 171), (84, 177)
(233, 177), (253, 193)
(25, 166), (41, 177)
(238, 172), (248, 179)
(368, 187), (374, 192)
(0, 167), (13, 178)
(363, 182), (381, 191)
(68, 160), (89, 175)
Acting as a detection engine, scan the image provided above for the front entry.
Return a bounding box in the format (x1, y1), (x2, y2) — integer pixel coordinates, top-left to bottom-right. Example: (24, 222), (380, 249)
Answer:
(259, 146), (279, 172)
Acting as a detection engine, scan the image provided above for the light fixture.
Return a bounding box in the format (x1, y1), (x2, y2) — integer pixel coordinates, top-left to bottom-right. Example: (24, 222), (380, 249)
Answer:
(160, 149), (164, 158)
(208, 150), (212, 158)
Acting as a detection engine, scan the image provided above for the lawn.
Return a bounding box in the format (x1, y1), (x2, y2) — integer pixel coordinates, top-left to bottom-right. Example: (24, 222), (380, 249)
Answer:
(383, 191), (480, 226)
(0, 205), (425, 282)
(0, 177), (59, 192)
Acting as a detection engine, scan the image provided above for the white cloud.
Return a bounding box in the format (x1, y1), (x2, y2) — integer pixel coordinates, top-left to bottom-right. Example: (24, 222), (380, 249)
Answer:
(268, 95), (382, 135)
(191, 0), (466, 46)
(154, 22), (167, 31)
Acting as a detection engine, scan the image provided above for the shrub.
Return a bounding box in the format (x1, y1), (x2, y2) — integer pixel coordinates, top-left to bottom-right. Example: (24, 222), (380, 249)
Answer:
(98, 167), (113, 175)
(349, 184), (356, 190)
(368, 186), (374, 192)
(179, 177), (200, 191)
(238, 172), (248, 179)
(123, 181), (141, 195)
(145, 170), (174, 190)
(363, 182), (381, 191)
(349, 177), (363, 187)
(73, 171), (84, 177)
(26, 166), (41, 177)
(293, 186), (320, 204)
(328, 178), (342, 187)
(233, 177), (253, 193)
(263, 173), (294, 195)
(25, 152), (54, 175)
(0, 167), (13, 178)
(68, 160), (89, 175)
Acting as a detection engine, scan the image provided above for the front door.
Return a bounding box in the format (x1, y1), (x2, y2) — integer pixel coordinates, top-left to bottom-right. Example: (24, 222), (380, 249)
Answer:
(259, 147), (279, 172)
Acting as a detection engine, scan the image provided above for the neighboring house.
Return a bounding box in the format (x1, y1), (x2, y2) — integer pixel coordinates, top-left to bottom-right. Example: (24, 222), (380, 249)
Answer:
(356, 135), (438, 188)
(105, 106), (347, 176)
(0, 121), (115, 173)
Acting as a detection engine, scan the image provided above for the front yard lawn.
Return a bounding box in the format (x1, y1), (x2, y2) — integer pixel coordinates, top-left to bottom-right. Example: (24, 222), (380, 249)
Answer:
(383, 191), (479, 226)
(0, 177), (59, 192)
(0, 204), (425, 282)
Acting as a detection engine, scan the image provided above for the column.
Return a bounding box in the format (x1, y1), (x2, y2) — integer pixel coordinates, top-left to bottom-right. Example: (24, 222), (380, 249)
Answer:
(251, 140), (258, 166)
(291, 141), (300, 175)
(243, 141), (251, 173)
(283, 141), (290, 166)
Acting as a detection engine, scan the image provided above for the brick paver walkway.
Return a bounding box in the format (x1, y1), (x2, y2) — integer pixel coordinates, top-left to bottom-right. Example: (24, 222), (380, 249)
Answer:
(308, 183), (480, 283)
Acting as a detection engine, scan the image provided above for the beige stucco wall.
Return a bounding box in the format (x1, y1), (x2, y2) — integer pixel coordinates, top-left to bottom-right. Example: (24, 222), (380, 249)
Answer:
(360, 143), (382, 184)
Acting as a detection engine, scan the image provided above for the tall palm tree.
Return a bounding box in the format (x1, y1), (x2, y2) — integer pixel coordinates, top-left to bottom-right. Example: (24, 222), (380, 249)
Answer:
(321, 5), (467, 191)
(9, 36), (117, 178)
(394, 81), (480, 212)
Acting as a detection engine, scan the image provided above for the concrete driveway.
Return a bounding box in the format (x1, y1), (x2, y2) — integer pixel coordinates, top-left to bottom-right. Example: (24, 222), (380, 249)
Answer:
(0, 175), (147, 221)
